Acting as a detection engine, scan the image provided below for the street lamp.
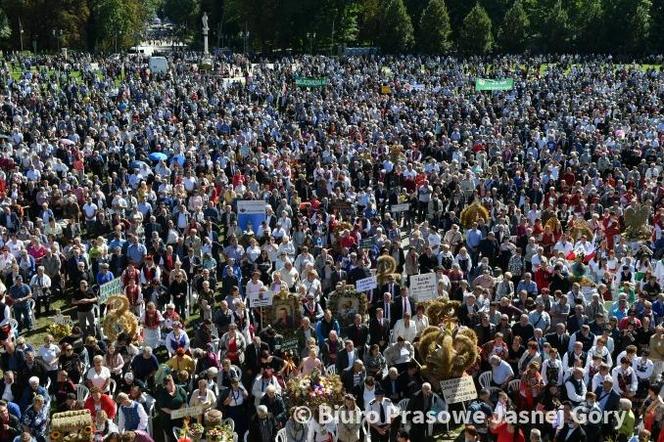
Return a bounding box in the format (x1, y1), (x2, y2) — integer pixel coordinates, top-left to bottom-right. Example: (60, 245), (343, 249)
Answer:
(239, 30), (250, 54)
(306, 32), (316, 54)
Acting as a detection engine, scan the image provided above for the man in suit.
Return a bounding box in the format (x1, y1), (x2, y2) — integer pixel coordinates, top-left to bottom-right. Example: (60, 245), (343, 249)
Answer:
(546, 323), (571, 356)
(379, 275), (401, 307)
(372, 292), (395, 327)
(393, 287), (416, 327)
(244, 336), (269, 383)
(381, 367), (403, 403)
(295, 317), (317, 357)
(407, 382), (442, 440)
(369, 307), (391, 350)
(348, 260), (371, 286)
(594, 376), (621, 441)
(341, 360), (366, 392)
(336, 340), (359, 373)
(553, 410), (587, 442)
(344, 314), (369, 357)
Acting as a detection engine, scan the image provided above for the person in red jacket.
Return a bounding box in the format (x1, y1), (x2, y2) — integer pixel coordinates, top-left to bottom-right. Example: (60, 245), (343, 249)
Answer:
(84, 387), (117, 420)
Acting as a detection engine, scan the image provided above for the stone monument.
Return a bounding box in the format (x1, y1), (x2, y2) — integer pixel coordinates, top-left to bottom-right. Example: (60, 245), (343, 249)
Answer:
(202, 12), (209, 54)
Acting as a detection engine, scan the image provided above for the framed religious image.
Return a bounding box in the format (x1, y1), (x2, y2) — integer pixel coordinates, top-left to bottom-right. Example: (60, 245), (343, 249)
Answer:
(328, 284), (368, 327)
(264, 289), (302, 332)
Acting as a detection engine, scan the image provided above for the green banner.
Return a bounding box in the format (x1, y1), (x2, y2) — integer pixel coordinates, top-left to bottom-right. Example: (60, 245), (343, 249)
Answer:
(295, 77), (328, 87)
(475, 78), (514, 91)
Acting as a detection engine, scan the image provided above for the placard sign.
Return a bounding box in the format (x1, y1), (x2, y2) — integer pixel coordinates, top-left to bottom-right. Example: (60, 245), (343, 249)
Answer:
(237, 200), (267, 232)
(409, 273), (437, 301)
(440, 376), (478, 404)
(99, 277), (123, 304)
(171, 404), (208, 419)
(356, 276), (377, 293)
(391, 203), (410, 213)
(248, 289), (274, 308)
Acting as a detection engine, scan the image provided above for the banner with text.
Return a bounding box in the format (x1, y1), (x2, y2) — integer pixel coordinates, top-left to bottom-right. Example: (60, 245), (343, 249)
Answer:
(99, 277), (123, 304)
(440, 376), (478, 404)
(237, 200), (267, 232)
(475, 78), (514, 91)
(409, 273), (437, 301)
(295, 77), (328, 88)
(356, 276), (378, 293)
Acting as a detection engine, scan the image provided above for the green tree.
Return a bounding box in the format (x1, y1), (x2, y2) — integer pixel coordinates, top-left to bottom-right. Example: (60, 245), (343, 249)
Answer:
(0, 8), (10, 40)
(568, 0), (605, 52)
(378, 0), (414, 52)
(497, 0), (529, 52)
(458, 3), (493, 54)
(650, 0), (664, 51)
(92, 0), (149, 51)
(418, 0), (451, 53)
(164, 0), (200, 40)
(541, 0), (570, 52)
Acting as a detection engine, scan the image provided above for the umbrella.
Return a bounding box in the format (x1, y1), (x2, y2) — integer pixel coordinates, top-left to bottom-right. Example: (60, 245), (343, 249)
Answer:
(59, 138), (75, 146)
(170, 153), (185, 167)
(149, 152), (168, 161)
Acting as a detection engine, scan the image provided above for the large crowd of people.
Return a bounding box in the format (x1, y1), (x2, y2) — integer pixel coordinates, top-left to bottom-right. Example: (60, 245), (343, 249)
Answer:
(0, 51), (663, 442)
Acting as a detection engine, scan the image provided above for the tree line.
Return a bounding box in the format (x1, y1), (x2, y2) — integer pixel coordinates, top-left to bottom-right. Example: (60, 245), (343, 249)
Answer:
(0, 0), (662, 54)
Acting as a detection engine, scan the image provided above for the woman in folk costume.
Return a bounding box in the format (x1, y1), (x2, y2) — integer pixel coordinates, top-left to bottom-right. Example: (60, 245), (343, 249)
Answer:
(140, 302), (163, 349)
(164, 321), (190, 355)
(519, 361), (544, 409)
(124, 277), (144, 317)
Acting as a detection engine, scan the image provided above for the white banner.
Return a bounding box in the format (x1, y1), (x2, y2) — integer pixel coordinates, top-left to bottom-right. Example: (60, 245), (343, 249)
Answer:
(409, 273), (437, 301)
(440, 376), (478, 404)
(356, 276), (377, 293)
(170, 404), (208, 419)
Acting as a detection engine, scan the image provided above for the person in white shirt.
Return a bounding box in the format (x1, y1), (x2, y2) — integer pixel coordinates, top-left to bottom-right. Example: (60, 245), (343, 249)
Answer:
(392, 312), (418, 344)
(251, 370), (282, 408)
(489, 355), (514, 388)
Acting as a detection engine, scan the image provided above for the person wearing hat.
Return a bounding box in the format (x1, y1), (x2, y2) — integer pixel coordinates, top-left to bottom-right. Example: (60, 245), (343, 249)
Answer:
(366, 384), (396, 442)
(166, 347), (195, 376)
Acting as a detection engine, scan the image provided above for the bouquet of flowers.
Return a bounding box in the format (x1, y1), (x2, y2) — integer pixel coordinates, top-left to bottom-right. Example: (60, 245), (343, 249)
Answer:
(206, 423), (234, 442)
(47, 322), (73, 340)
(285, 369), (344, 409)
(190, 423), (205, 442)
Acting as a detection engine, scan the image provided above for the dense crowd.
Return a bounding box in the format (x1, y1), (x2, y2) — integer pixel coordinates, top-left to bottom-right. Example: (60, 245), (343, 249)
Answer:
(0, 52), (663, 442)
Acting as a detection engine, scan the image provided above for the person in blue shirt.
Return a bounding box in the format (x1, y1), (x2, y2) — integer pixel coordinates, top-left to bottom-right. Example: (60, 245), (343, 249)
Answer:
(126, 235), (147, 266)
(8, 276), (32, 333)
(96, 263), (115, 286)
(466, 222), (483, 261)
(315, 310), (340, 348)
(516, 273), (539, 297)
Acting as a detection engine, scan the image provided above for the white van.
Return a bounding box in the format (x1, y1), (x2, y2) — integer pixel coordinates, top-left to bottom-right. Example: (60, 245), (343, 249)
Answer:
(148, 56), (169, 74)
